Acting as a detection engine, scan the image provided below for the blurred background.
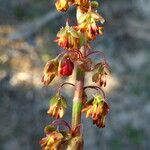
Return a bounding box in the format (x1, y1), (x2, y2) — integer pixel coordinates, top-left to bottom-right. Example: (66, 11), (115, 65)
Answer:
(0, 0), (150, 150)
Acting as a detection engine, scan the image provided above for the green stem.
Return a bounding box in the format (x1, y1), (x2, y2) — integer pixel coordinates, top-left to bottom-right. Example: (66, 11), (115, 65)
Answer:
(72, 67), (85, 129)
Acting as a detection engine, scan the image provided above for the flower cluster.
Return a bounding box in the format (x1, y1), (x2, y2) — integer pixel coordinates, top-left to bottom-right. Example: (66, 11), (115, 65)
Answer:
(77, 10), (105, 41)
(40, 120), (83, 150)
(40, 0), (111, 149)
(55, 0), (100, 12)
(40, 124), (70, 150)
(55, 24), (80, 50)
(82, 94), (109, 128)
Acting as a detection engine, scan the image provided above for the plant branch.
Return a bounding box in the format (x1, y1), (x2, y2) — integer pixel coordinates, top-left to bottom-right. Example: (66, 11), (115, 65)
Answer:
(84, 85), (106, 99)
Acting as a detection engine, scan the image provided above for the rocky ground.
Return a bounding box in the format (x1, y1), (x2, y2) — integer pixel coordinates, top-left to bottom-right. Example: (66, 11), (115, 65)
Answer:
(0, 0), (150, 150)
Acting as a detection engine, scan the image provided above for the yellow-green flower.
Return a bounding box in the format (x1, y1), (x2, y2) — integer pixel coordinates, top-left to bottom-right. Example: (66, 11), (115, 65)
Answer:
(82, 95), (109, 128)
(39, 131), (64, 150)
(42, 59), (59, 86)
(47, 93), (67, 119)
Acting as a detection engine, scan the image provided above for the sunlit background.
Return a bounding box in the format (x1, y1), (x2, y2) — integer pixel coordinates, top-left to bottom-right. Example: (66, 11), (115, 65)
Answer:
(0, 0), (150, 150)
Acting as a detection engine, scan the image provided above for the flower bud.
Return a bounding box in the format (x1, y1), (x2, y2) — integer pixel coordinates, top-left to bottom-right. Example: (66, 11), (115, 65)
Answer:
(58, 57), (74, 76)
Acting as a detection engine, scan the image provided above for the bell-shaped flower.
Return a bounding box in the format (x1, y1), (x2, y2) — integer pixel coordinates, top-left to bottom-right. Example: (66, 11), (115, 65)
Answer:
(41, 59), (59, 86)
(47, 93), (68, 119)
(82, 94), (109, 128)
(40, 123), (71, 150)
(40, 131), (64, 150)
(92, 61), (110, 87)
(58, 57), (74, 76)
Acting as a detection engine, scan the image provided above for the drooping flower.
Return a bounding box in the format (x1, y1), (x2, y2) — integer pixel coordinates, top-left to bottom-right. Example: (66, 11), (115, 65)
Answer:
(92, 61), (110, 87)
(82, 94), (109, 128)
(77, 10), (105, 41)
(47, 93), (67, 119)
(40, 122), (71, 150)
(40, 120), (84, 150)
(55, 23), (80, 50)
(58, 57), (74, 76)
(40, 131), (64, 150)
(41, 59), (59, 86)
(55, 0), (69, 12)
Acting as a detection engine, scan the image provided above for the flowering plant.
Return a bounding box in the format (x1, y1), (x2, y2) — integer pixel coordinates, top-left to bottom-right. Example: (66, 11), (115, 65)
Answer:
(40, 1), (110, 149)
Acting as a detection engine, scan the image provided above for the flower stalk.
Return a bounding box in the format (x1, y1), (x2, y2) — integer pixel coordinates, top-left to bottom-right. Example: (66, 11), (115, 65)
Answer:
(72, 67), (85, 129)
(40, 1), (111, 150)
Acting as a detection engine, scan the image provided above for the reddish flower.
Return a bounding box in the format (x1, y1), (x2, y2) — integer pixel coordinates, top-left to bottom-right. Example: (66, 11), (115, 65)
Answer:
(58, 57), (74, 76)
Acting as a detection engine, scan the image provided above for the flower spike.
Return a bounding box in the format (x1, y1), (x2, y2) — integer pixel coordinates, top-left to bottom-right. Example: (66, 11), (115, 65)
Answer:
(40, 0), (111, 149)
